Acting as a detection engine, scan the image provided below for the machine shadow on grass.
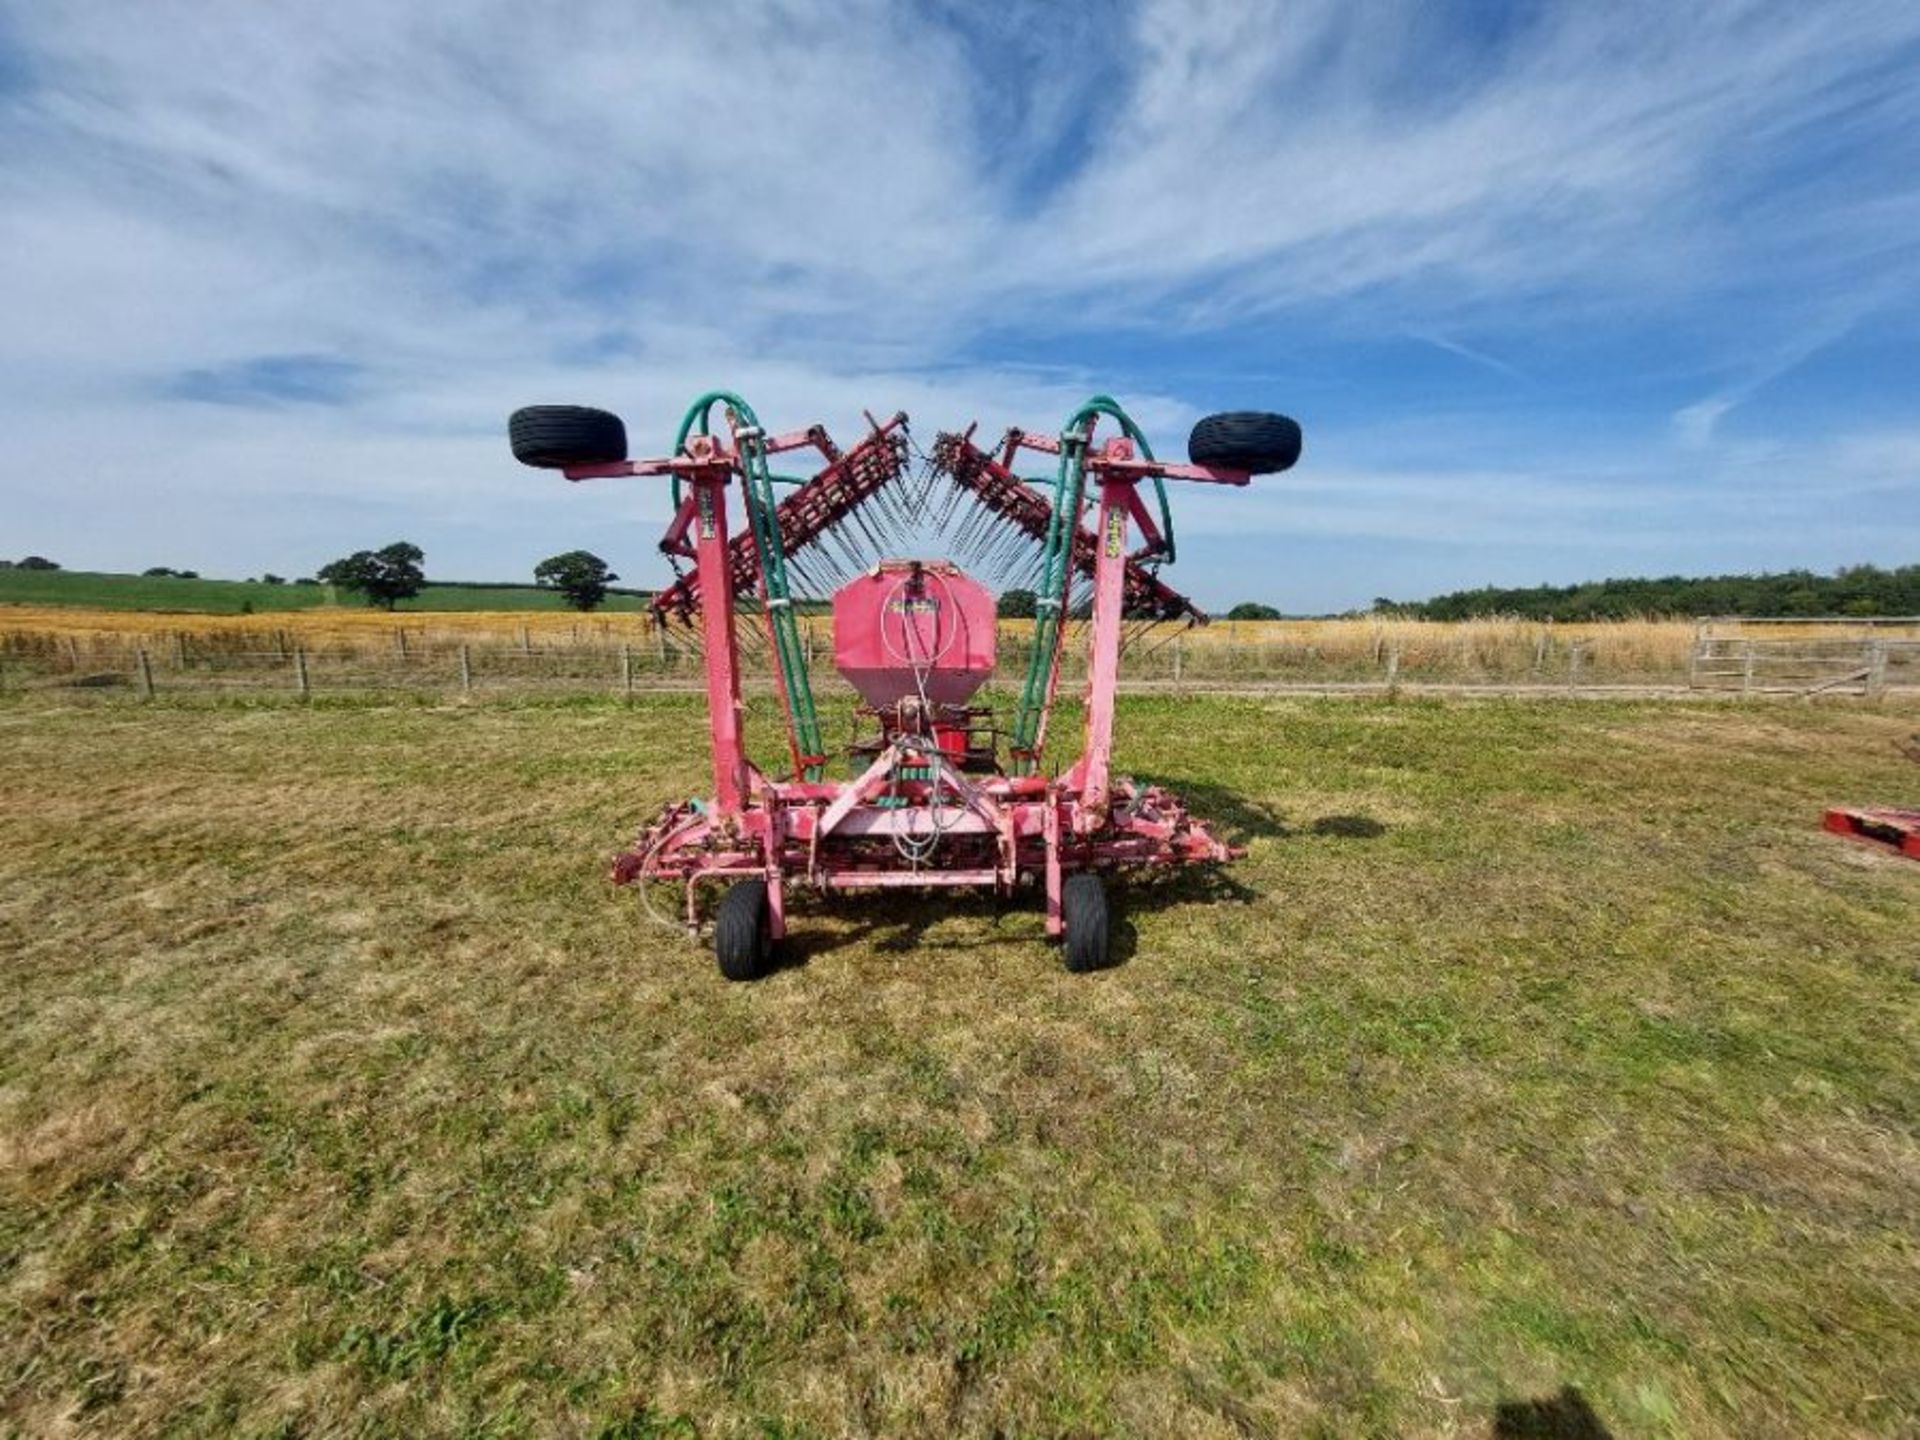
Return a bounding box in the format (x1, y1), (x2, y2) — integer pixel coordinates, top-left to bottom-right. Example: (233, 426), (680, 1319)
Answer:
(1492, 1387), (1614, 1438)
(774, 875), (1247, 974)
(1134, 773), (1390, 846)
(766, 775), (1385, 972)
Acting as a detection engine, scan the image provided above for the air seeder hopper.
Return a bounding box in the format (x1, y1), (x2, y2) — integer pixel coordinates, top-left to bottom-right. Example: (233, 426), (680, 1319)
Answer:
(509, 392), (1301, 977)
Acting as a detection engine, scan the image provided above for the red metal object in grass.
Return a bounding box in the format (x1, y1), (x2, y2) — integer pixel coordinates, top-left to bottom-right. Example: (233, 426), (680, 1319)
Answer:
(510, 392), (1302, 977)
(1823, 806), (1920, 860)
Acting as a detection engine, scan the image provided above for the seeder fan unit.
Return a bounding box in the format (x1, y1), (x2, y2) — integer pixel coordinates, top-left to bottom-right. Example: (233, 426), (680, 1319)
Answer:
(509, 391), (1302, 977)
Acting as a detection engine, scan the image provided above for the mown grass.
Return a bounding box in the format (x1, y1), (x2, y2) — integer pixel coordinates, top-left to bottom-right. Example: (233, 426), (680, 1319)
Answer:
(2, 693), (1916, 1437)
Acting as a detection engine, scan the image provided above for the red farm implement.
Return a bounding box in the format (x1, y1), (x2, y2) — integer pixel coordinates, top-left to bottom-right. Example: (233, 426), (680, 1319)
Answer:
(1822, 806), (1920, 861)
(509, 392), (1302, 977)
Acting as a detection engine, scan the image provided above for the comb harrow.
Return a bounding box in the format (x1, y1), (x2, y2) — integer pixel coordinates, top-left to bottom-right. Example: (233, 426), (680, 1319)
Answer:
(509, 390), (1303, 977)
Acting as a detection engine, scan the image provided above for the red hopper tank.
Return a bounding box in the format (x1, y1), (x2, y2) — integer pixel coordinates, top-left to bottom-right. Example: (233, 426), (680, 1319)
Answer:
(832, 560), (996, 708)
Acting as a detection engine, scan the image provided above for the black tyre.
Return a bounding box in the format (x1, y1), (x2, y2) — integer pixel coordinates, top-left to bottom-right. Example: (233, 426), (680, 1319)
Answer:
(1061, 872), (1111, 973)
(1188, 411), (1302, 475)
(714, 879), (775, 982)
(509, 405), (628, 470)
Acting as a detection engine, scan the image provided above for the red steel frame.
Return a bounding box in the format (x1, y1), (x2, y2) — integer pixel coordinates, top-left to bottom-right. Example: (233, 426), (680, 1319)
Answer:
(566, 412), (1250, 940)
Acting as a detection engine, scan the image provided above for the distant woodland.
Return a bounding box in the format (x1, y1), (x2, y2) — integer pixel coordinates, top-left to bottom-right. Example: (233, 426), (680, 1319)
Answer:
(1376, 564), (1920, 620)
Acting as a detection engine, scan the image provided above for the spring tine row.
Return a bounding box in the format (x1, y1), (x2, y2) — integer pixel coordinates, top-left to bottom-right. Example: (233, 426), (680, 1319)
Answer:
(649, 424), (1207, 636)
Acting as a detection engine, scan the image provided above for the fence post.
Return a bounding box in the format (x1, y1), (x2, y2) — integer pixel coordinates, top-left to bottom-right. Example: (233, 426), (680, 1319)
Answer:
(621, 643), (633, 700)
(1533, 627), (1549, 675)
(294, 646), (310, 698)
(1568, 641), (1585, 692)
(394, 628), (409, 660)
(1385, 643), (1401, 695)
(459, 644), (473, 695)
(654, 620), (667, 669)
(174, 631), (187, 669)
(1172, 635), (1184, 689)
(64, 636), (79, 672)
(1867, 639), (1888, 699)
(521, 625), (532, 657)
(1742, 640), (1755, 696)
(136, 646), (155, 701)
(1687, 631), (1700, 690)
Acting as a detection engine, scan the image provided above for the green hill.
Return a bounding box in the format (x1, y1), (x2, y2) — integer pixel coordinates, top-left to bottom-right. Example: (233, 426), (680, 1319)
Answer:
(0, 568), (654, 614)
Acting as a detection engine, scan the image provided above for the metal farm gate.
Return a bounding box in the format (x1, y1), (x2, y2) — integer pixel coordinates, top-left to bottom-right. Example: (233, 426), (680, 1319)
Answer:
(1689, 617), (1920, 697)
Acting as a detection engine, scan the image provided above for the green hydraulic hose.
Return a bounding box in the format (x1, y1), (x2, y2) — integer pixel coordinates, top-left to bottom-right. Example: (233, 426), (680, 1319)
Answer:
(671, 389), (825, 780)
(1006, 395), (1173, 774)
(1082, 393), (1175, 564)
(1008, 402), (1095, 772)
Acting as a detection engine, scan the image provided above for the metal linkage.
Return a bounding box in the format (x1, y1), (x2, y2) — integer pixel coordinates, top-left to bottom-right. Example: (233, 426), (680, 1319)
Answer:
(928, 415), (1206, 774)
(650, 414), (911, 622)
(928, 431), (1205, 624)
(646, 399), (915, 780)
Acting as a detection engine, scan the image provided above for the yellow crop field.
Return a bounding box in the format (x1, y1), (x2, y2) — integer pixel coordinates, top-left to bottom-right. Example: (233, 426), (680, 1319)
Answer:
(9, 604), (1914, 698)
(0, 602), (1700, 675)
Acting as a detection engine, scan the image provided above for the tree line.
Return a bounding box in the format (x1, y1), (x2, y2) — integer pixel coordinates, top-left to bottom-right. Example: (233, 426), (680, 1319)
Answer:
(1373, 564), (1920, 621)
(313, 544), (624, 611)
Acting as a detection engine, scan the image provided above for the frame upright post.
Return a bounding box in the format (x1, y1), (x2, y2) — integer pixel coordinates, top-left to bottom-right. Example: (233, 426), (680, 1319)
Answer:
(691, 466), (749, 816)
(1076, 460), (1134, 830)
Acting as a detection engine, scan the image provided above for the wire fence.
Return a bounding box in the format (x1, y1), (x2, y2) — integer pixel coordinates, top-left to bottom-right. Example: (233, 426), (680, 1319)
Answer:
(4, 616), (1917, 701)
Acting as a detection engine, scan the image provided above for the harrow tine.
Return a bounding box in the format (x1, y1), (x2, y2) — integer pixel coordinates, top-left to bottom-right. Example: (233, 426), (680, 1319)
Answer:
(1130, 617), (1194, 662)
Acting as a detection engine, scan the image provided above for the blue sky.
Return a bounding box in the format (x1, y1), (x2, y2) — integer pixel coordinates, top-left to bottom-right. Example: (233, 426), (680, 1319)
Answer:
(1, 0), (1917, 612)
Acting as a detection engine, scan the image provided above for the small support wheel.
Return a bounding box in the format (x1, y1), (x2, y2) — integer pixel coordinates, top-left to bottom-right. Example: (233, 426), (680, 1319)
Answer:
(1061, 872), (1111, 973)
(714, 879), (776, 982)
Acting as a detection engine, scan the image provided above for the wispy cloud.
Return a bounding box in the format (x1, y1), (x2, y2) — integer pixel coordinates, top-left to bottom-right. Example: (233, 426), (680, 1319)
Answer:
(1671, 298), (1879, 446)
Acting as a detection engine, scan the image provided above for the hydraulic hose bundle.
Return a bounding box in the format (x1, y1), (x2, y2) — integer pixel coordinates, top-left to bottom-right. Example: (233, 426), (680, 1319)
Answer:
(673, 390), (827, 781)
(1007, 395), (1172, 774)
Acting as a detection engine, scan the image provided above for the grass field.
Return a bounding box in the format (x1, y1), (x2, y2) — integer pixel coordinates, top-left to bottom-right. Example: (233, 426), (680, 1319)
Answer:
(3, 692), (1918, 1436)
(0, 569), (652, 614)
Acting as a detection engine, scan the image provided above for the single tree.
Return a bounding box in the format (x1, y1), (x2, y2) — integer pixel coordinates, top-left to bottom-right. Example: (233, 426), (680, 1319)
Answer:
(997, 587), (1038, 619)
(534, 550), (618, 611)
(1226, 601), (1282, 621)
(17, 555), (60, 571)
(261, 573), (286, 585)
(143, 566), (174, 577)
(318, 542), (425, 610)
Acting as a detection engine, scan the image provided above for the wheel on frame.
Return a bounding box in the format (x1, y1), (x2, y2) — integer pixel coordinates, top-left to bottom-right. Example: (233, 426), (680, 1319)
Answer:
(1187, 411), (1303, 475)
(714, 879), (776, 982)
(1061, 872), (1111, 973)
(508, 404), (628, 469)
